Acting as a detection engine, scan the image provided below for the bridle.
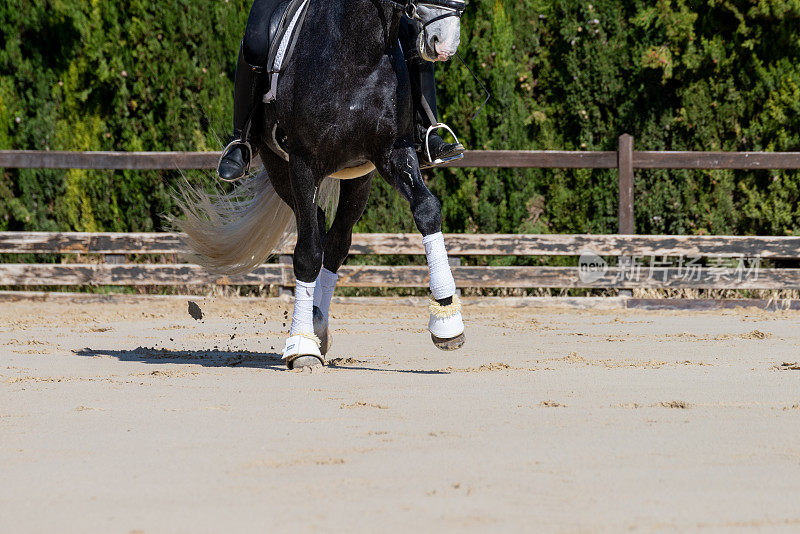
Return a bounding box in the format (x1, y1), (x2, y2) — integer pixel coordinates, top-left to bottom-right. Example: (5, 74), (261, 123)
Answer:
(382, 0), (466, 28)
(383, 0), (465, 64)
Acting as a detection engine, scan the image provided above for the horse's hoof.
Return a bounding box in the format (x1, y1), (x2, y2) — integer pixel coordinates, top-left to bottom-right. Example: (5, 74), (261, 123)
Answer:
(286, 355), (324, 370)
(313, 306), (332, 355)
(431, 332), (466, 351)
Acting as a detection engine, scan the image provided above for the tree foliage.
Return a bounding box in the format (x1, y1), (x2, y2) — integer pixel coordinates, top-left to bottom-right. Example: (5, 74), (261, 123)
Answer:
(2, 0), (800, 237)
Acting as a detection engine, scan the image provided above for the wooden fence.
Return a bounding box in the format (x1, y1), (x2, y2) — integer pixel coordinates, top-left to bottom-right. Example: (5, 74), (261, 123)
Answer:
(2, 232), (799, 291)
(2, 135), (800, 292)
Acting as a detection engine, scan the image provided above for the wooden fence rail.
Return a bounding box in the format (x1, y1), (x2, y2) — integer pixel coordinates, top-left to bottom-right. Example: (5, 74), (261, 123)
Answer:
(3, 138), (800, 293)
(1, 232), (798, 290)
(4, 232), (800, 258)
(6, 134), (800, 241)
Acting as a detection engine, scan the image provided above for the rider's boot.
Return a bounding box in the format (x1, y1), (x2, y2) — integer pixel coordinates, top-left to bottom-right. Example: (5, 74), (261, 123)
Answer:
(218, 44), (263, 181)
(410, 58), (465, 168)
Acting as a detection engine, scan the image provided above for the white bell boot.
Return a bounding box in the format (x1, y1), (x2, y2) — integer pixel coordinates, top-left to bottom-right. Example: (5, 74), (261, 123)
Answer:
(428, 295), (465, 351)
(282, 332), (323, 369)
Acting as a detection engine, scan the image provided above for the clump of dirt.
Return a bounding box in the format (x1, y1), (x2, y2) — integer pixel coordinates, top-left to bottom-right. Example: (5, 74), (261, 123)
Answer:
(4, 339), (48, 346)
(655, 401), (692, 409)
(445, 362), (512, 372)
(545, 353), (669, 369)
(340, 402), (388, 410)
(741, 330), (771, 340)
(328, 358), (365, 367)
(188, 301), (203, 321)
(674, 331), (773, 341)
(540, 400), (567, 408)
(247, 457), (346, 469)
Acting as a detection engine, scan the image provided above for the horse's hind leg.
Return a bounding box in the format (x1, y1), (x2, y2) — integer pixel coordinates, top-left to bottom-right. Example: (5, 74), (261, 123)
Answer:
(376, 146), (465, 351)
(282, 156), (326, 369)
(311, 173), (374, 354)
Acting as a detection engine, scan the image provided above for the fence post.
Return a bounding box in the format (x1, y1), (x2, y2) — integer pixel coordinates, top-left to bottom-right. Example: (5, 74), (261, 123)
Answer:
(618, 134), (634, 297)
(618, 134), (634, 234)
(278, 254), (294, 299)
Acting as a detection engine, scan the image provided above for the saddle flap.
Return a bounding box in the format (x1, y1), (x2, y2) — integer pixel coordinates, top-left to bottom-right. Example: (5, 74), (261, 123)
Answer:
(268, 1), (290, 49)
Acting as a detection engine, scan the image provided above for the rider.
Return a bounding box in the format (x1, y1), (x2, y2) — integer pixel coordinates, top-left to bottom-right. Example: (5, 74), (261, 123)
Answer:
(217, 1), (465, 181)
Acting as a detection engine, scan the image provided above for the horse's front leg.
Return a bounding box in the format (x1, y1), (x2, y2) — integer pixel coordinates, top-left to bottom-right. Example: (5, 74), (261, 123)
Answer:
(283, 156), (326, 369)
(377, 145), (465, 351)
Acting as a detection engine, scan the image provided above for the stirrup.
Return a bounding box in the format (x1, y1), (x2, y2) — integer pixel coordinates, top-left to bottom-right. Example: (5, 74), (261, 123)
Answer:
(217, 139), (253, 183)
(421, 123), (465, 169)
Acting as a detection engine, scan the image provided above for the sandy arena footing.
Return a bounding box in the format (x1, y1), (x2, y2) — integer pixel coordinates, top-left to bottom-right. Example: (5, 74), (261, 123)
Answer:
(1, 297), (799, 532)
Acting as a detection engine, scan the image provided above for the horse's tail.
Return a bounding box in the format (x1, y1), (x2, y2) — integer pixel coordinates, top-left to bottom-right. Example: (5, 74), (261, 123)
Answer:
(170, 172), (340, 276)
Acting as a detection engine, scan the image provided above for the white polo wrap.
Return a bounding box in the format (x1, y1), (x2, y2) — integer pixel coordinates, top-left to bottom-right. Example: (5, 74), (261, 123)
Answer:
(313, 267), (339, 319)
(290, 279), (315, 335)
(423, 232), (456, 300)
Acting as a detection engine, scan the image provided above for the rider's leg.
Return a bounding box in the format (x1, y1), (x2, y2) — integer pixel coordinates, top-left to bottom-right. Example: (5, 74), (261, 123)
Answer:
(218, 0), (272, 181)
(399, 18), (464, 166)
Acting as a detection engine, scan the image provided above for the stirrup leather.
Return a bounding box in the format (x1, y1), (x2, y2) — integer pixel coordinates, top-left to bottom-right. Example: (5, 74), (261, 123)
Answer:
(217, 139), (253, 183)
(421, 123), (465, 169)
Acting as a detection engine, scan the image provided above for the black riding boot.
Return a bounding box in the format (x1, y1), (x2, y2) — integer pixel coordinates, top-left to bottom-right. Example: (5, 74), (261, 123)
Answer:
(218, 45), (264, 181)
(410, 59), (465, 167)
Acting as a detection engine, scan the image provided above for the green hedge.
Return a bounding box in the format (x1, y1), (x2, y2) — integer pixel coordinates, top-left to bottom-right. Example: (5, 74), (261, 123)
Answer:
(2, 0), (800, 237)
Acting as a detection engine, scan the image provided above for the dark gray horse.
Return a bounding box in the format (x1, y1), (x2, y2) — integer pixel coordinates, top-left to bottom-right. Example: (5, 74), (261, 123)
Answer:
(175, 0), (466, 369)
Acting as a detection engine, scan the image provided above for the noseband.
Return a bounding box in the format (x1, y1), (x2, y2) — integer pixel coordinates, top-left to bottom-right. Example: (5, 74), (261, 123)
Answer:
(383, 0), (465, 27)
(383, 0), (465, 62)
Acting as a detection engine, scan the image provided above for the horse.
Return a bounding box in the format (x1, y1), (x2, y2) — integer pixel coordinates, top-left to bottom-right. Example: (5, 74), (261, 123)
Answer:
(174, 0), (467, 369)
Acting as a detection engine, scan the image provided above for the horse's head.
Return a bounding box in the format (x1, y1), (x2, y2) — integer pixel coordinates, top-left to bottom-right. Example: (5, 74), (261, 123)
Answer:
(408, 0), (465, 62)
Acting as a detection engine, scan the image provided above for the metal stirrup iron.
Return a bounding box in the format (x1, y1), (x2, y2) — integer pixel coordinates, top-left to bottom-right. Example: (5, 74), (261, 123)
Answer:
(424, 123), (463, 166)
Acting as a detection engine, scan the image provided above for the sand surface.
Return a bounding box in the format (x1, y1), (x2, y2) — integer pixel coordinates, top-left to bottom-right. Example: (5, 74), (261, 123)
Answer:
(1, 296), (799, 533)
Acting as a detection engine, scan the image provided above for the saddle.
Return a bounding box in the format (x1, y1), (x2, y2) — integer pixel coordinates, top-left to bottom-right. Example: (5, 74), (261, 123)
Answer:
(263, 0), (312, 106)
(258, 0), (377, 178)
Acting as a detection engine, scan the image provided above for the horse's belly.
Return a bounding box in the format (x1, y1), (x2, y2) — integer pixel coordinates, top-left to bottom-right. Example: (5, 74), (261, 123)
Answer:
(329, 161), (375, 180)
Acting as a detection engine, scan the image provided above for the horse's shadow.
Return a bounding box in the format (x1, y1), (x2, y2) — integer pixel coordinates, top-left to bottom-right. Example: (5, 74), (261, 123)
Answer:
(73, 347), (449, 374)
(73, 347), (285, 370)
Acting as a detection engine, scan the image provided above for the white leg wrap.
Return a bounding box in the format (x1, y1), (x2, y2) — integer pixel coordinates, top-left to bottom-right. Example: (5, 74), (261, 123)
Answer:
(313, 267), (338, 319)
(290, 280), (315, 335)
(423, 232), (456, 301)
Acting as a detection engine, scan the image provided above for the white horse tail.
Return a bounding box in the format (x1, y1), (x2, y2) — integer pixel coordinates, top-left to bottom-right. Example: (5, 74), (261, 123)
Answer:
(170, 172), (340, 276)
